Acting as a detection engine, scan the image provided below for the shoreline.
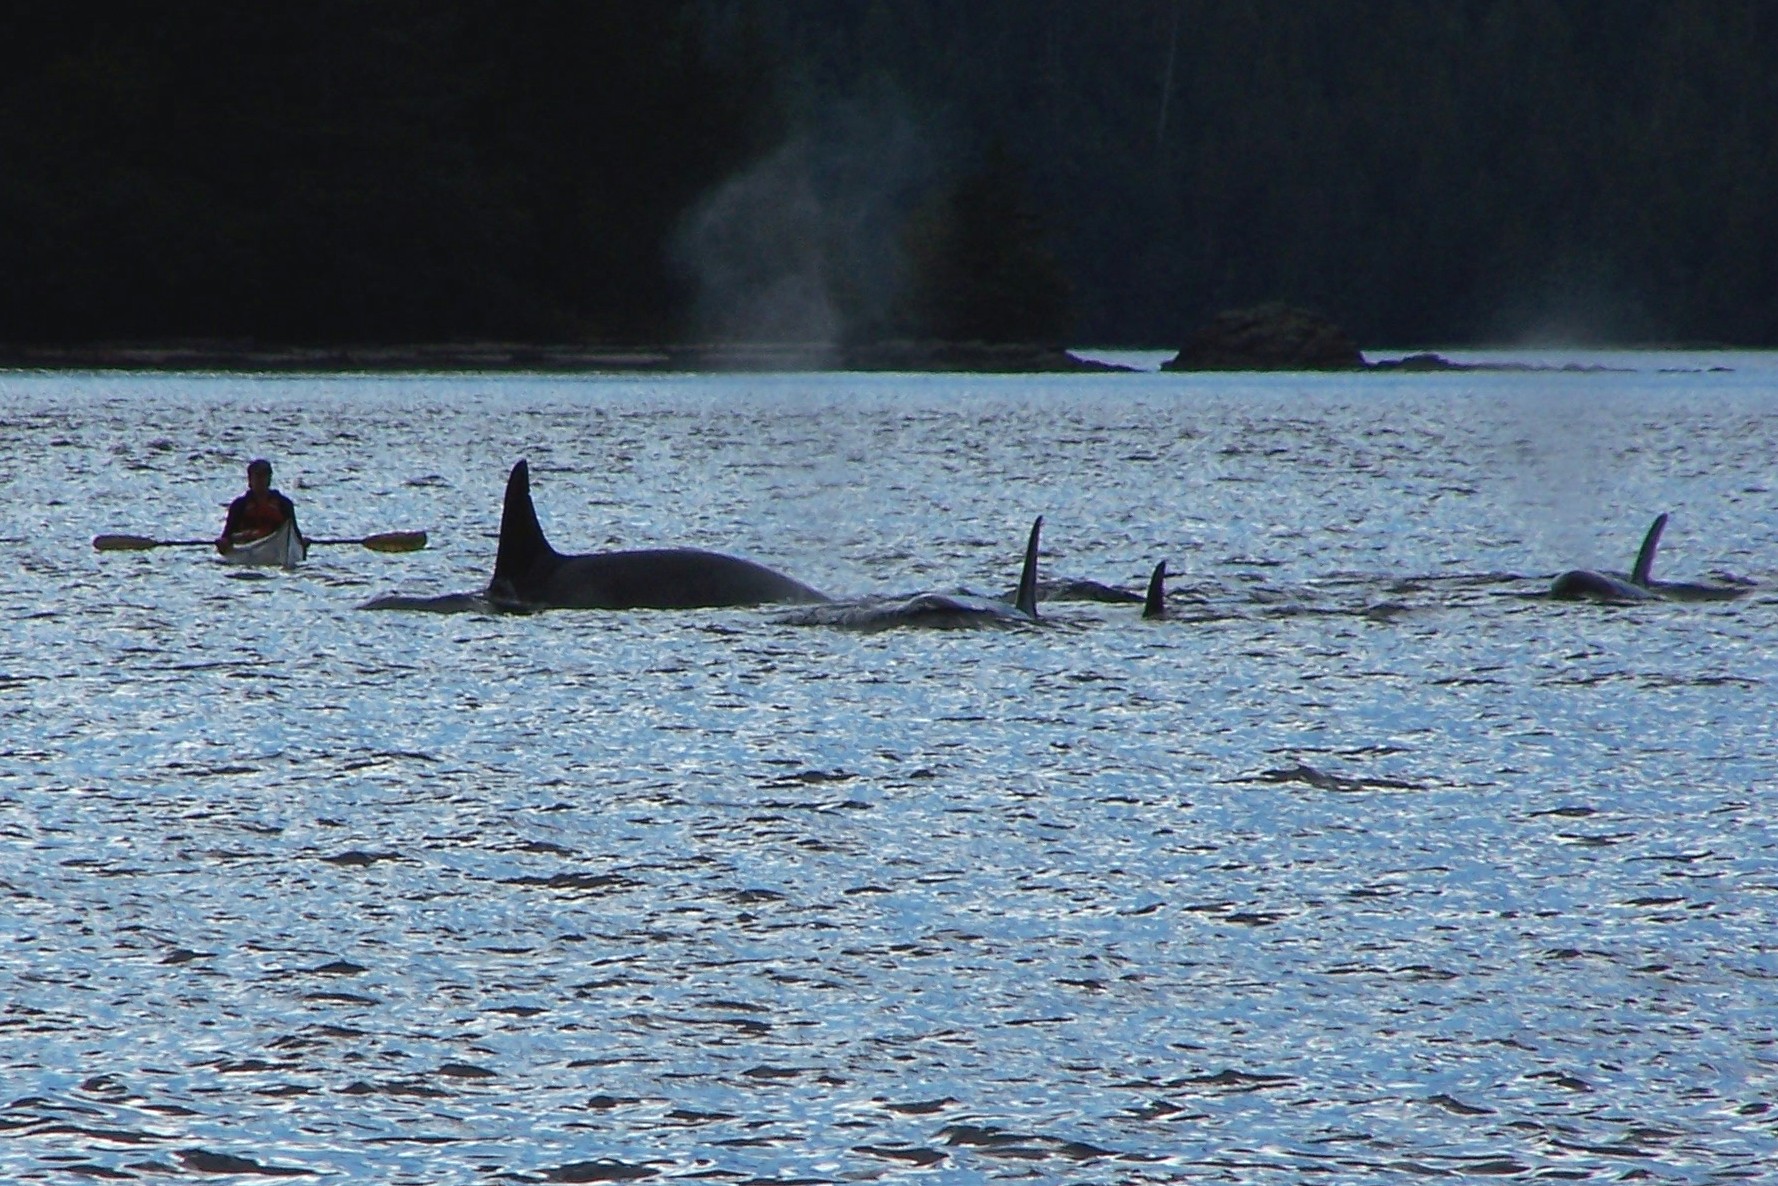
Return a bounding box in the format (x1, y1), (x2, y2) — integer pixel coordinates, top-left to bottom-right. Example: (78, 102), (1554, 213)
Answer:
(0, 341), (1750, 376)
(0, 340), (1132, 375)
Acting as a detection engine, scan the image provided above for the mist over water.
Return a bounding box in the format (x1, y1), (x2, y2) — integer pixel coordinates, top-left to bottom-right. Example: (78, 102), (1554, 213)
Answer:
(1489, 251), (1657, 347)
(671, 98), (936, 353)
(673, 138), (842, 353)
(3, 357), (1777, 1182)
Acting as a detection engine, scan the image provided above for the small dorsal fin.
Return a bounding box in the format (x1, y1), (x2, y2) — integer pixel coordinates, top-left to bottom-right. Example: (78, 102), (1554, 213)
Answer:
(491, 459), (557, 591)
(1142, 560), (1168, 619)
(1014, 517), (1042, 618)
(1631, 512), (1668, 587)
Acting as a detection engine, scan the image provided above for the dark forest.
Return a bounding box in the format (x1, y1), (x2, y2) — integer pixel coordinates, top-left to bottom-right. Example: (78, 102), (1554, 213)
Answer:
(3, 1), (1774, 350)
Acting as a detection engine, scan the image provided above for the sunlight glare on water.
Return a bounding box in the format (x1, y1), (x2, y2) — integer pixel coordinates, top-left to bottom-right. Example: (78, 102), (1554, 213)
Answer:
(2, 359), (1777, 1182)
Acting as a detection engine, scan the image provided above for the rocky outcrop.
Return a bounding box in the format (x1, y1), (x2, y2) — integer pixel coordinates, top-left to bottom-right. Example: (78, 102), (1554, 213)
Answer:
(1164, 303), (1365, 371)
(1366, 351), (1460, 370)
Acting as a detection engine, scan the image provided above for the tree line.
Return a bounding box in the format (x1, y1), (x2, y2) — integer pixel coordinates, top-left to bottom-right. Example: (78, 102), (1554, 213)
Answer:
(3, 2), (1773, 349)
(0, 2), (776, 345)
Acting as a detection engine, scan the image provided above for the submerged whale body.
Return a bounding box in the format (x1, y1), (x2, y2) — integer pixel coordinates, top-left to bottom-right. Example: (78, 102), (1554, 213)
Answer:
(488, 460), (829, 610)
(1549, 513), (1750, 603)
(1009, 559), (1171, 618)
(777, 518), (1044, 630)
(1012, 577), (1142, 605)
(360, 591), (496, 613)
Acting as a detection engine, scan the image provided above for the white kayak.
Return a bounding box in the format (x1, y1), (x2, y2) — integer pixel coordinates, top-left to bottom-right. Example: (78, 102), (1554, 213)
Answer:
(221, 520), (308, 568)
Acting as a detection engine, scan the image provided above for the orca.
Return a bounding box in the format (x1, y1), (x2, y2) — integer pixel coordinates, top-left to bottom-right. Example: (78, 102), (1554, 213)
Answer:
(485, 460), (829, 610)
(360, 461), (824, 613)
(1549, 513), (1749, 603)
(776, 518), (1043, 630)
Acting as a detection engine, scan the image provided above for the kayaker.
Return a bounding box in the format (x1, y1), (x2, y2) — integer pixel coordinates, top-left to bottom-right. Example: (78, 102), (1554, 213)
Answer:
(216, 458), (302, 554)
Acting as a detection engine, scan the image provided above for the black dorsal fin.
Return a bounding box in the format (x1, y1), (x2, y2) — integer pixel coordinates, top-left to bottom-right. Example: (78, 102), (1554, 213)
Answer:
(491, 459), (557, 591)
(1014, 517), (1042, 619)
(1631, 512), (1668, 587)
(1142, 560), (1168, 619)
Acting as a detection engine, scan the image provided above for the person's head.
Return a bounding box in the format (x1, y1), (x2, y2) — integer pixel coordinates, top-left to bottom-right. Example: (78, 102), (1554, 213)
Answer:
(247, 458), (273, 492)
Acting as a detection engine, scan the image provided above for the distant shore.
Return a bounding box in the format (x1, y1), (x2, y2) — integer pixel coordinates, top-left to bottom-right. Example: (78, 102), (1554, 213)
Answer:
(0, 341), (1746, 376)
(0, 340), (1131, 375)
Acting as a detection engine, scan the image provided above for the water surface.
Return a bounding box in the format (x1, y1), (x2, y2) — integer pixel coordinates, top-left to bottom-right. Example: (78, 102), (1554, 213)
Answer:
(3, 359), (1776, 1182)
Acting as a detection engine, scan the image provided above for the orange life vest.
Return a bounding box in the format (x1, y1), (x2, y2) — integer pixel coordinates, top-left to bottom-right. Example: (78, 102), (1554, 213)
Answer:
(225, 491), (294, 542)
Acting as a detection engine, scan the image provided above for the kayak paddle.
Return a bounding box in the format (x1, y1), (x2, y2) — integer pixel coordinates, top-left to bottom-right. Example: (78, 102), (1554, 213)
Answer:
(92, 535), (214, 550)
(311, 531), (428, 552)
(95, 530), (427, 553)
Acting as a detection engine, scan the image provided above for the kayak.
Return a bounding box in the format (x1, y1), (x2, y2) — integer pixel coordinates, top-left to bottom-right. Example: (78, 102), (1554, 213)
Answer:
(221, 520), (308, 568)
(222, 521), (307, 567)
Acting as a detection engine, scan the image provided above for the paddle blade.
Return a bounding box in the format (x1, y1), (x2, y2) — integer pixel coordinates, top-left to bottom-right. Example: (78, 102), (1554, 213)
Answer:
(360, 530), (428, 553)
(93, 534), (211, 551)
(94, 534), (157, 551)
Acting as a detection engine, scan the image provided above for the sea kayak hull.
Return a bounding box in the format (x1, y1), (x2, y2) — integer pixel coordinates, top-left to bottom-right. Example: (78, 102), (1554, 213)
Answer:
(221, 521), (307, 568)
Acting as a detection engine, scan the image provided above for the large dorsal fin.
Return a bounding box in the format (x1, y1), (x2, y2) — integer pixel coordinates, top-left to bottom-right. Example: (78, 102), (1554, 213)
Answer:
(1631, 512), (1668, 587)
(1142, 560), (1168, 619)
(1014, 517), (1042, 618)
(491, 459), (557, 590)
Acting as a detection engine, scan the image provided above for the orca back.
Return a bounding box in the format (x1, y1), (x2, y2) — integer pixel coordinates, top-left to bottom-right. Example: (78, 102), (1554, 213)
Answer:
(1549, 569), (1651, 602)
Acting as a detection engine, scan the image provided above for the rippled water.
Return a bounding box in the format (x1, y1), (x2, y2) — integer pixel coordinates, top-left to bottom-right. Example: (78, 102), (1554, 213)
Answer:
(4, 358), (1777, 1183)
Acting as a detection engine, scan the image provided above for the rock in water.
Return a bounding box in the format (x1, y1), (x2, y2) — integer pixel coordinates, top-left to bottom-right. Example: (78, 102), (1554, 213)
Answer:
(1165, 303), (1364, 371)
